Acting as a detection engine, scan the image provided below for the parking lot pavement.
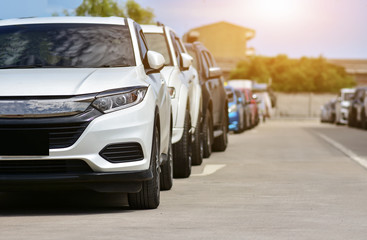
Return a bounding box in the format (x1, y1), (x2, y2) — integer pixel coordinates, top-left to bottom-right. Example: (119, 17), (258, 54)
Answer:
(1, 119), (367, 240)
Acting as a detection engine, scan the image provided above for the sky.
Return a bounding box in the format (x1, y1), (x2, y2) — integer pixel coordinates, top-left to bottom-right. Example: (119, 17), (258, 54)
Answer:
(0, 0), (366, 59)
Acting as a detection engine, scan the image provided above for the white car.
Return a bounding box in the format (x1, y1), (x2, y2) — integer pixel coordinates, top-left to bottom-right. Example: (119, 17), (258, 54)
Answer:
(0, 17), (172, 209)
(142, 24), (202, 178)
(335, 88), (355, 125)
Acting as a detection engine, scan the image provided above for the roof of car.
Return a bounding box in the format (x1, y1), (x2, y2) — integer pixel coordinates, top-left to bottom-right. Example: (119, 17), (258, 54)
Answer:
(340, 88), (355, 93)
(141, 24), (164, 33)
(141, 24), (175, 34)
(0, 16), (128, 27)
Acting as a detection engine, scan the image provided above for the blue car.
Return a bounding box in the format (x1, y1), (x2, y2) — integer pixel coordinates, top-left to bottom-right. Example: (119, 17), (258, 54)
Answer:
(225, 86), (245, 133)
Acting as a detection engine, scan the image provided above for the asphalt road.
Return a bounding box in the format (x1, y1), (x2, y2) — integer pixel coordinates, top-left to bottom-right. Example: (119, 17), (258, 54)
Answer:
(1, 119), (367, 240)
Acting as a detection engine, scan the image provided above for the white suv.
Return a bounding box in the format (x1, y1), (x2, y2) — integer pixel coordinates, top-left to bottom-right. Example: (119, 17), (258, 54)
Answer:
(142, 24), (202, 178)
(0, 17), (172, 209)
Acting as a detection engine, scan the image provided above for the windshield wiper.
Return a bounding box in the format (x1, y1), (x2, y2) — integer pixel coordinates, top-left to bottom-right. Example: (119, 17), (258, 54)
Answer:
(97, 64), (130, 68)
(0, 64), (45, 69)
(0, 65), (82, 69)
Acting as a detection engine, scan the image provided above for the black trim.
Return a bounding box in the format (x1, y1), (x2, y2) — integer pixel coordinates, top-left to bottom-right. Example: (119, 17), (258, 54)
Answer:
(99, 142), (144, 163)
(0, 168), (153, 193)
(0, 108), (102, 149)
(95, 86), (148, 98)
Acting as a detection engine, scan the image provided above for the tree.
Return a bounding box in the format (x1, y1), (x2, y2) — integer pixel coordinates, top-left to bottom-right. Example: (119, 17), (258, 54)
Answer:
(75, 0), (125, 17)
(229, 55), (355, 93)
(59, 0), (155, 24)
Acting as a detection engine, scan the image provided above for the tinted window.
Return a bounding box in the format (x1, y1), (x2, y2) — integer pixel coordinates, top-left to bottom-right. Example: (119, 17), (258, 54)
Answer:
(0, 24), (135, 68)
(144, 33), (172, 66)
(203, 52), (214, 67)
(201, 51), (210, 77)
(169, 31), (181, 66)
(344, 93), (354, 101)
(186, 48), (198, 71)
(134, 22), (147, 60)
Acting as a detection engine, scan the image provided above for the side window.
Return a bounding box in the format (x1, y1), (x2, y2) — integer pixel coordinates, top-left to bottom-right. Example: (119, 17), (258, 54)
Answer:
(200, 51), (210, 78)
(134, 22), (148, 61)
(175, 37), (186, 54)
(206, 51), (218, 67)
(169, 31), (182, 67)
(203, 52), (213, 68)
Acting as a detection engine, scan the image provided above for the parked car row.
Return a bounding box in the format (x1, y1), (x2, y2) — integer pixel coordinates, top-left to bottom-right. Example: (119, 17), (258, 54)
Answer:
(224, 79), (273, 133)
(0, 16), (229, 209)
(321, 87), (367, 130)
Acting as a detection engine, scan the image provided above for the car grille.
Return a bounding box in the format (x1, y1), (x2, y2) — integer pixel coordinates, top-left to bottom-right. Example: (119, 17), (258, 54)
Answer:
(0, 122), (90, 149)
(99, 143), (144, 163)
(0, 160), (93, 174)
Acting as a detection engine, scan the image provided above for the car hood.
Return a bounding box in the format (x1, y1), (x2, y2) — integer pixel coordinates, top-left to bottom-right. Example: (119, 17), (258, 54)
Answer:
(0, 67), (148, 96)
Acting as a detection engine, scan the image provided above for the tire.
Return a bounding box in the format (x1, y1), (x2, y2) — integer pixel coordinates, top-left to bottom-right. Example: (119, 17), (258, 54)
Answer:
(160, 131), (173, 190)
(172, 110), (192, 178)
(128, 125), (160, 209)
(202, 110), (213, 158)
(348, 109), (354, 127)
(362, 109), (367, 130)
(191, 111), (203, 166)
(234, 113), (244, 134)
(212, 111), (228, 152)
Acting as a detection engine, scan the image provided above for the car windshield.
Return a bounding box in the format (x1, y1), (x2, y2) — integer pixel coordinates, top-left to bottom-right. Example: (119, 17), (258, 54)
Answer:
(344, 92), (354, 101)
(144, 33), (173, 66)
(0, 23), (135, 68)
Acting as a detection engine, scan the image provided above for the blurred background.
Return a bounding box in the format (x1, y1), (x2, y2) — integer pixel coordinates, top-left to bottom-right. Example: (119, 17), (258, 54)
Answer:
(1, 0), (366, 117)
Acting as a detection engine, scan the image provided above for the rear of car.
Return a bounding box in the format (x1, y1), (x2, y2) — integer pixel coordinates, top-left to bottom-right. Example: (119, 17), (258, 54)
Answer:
(0, 17), (172, 209)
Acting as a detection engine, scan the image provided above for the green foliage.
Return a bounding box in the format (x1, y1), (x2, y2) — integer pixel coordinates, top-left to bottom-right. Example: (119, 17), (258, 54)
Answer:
(125, 0), (155, 24)
(59, 0), (155, 24)
(230, 55), (355, 93)
(75, 0), (125, 17)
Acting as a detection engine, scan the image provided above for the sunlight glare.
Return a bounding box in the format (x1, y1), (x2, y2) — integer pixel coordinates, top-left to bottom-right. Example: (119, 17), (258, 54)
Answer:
(253, 0), (302, 22)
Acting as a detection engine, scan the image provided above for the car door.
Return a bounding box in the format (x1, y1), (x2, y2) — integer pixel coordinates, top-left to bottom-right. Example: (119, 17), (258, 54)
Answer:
(202, 51), (222, 126)
(135, 23), (170, 148)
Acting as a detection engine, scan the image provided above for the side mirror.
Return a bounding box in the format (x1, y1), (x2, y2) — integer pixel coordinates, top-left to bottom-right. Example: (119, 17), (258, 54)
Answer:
(147, 50), (165, 70)
(208, 67), (222, 79)
(180, 53), (193, 70)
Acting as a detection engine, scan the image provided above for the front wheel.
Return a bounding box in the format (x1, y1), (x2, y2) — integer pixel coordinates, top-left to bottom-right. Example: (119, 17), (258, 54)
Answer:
(212, 111), (228, 152)
(172, 110), (192, 178)
(128, 125), (160, 209)
(192, 111), (203, 166)
(362, 109), (367, 130)
(202, 110), (213, 158)
(160, 135), (173, 190)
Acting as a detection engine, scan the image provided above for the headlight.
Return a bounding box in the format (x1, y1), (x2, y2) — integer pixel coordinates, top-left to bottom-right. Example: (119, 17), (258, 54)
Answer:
(92, 87), (147, 113)
(228, 104), (237, 113)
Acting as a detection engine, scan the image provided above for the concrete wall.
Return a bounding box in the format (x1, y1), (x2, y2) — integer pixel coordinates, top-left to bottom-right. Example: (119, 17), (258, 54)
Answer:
(274, 93), (336, 117)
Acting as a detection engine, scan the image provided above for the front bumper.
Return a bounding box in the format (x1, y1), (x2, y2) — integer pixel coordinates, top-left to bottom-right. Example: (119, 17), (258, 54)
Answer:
(0, 88), (157, 191)
(0, 169), (152, 193)
(228, 112), (240, 131)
